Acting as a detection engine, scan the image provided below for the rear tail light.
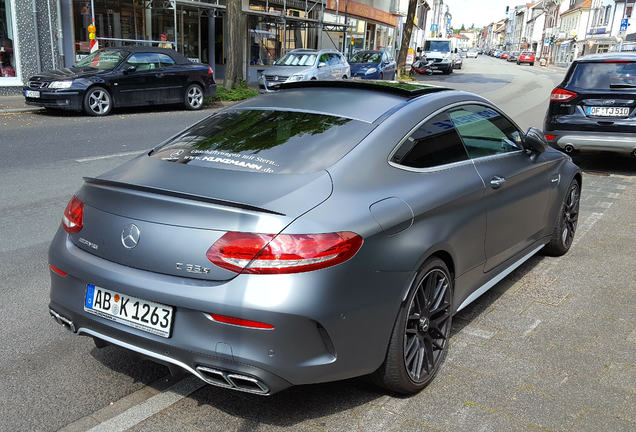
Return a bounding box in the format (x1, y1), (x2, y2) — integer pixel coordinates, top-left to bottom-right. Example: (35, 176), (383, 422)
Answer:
(209, 314), (274, 329)
(550, 87), (577, 102)
(544, 134), (556, 141)
(62, 195), (84, 234)
(49, 264), (67, 277)
(206, 232), (363, 274)
(208, 66), (213, 75)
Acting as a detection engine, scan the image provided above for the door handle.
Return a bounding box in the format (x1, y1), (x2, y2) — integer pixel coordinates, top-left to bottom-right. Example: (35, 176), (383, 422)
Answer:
(490, 176), (506, 189)
(155, 73), (165, 78)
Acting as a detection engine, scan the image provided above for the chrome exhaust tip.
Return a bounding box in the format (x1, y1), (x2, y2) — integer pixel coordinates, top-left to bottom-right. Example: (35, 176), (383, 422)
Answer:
(564, 144), (575, 153)
(195, 366), (269, 395)
(49, 309), (76, 332)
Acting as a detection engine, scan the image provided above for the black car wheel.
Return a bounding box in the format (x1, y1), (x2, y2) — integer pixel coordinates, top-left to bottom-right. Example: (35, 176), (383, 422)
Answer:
(185, 84), (204, 110)
(374, 257), (452, 394)
(83, 86), (112, 116)
(542, 180), (580, 256)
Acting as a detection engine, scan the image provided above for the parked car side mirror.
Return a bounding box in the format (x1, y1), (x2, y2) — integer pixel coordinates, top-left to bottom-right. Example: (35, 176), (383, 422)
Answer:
(123, 65), (136, 74)
(523, 127), (548, 154)
(318, 62), (327, 68)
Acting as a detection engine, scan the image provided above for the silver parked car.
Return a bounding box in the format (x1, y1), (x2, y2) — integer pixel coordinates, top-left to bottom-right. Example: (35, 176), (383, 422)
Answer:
(49, 81), (581, 396)
(258, 49), (350, 91)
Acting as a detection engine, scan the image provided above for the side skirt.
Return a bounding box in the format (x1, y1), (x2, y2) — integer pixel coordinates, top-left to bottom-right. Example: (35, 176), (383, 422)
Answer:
(455, 243), (546, 312)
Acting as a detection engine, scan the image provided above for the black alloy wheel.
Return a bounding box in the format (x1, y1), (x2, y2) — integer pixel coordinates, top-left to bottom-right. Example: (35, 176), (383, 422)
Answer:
(83, 86), (112, 116)
(374, 257), (452, 394)
(184, 84), (204, 110)
(542, 180), (580, 256)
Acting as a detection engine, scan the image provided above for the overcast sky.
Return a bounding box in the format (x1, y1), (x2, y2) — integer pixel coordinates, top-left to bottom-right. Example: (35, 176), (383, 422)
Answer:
(444, 0), (519, 29)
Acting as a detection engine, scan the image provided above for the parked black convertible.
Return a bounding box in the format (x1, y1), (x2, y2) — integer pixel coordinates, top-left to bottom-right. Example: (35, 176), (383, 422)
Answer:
(24, 47), (216, 116)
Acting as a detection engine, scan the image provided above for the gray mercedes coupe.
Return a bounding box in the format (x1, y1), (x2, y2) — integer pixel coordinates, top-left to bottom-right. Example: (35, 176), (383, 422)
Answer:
(48, 81), (581, 395)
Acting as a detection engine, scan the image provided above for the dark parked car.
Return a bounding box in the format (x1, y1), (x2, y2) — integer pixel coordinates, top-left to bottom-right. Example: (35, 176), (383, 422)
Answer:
(544, 52), (636, 157)
(24, 47), (216, 116)
(349, 50), (397, 80)
(48, 81), (580, 396)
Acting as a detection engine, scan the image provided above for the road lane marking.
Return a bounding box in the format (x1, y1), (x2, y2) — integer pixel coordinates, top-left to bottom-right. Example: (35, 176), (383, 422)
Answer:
(75, 150), (143, 163)
(86, 376), (204, 432)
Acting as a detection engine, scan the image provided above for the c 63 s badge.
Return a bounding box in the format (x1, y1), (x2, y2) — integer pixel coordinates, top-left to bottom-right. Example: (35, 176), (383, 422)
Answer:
(176, 262), (211, 274)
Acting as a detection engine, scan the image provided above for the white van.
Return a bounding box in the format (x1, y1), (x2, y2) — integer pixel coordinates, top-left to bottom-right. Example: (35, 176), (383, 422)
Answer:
(422, 39), (454, 74)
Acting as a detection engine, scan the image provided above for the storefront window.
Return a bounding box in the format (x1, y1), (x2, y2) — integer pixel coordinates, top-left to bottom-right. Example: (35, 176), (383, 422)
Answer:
(0, 0), (16, 78)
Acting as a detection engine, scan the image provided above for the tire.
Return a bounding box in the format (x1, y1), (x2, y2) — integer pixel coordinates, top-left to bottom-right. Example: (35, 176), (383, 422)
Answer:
(517, 61), (520, 65)
(184, 83), (204, 110)
(530, 62), (534, 66)
(342, 75), (348, 79)
(373, 257), (453, 394)
(542, 179), (580, 257)
(83, 86), (112, 116)
(380, 72), (384, 80)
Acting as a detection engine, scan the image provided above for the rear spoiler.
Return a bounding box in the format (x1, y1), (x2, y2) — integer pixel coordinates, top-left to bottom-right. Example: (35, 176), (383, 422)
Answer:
(83, 177), (285, 216)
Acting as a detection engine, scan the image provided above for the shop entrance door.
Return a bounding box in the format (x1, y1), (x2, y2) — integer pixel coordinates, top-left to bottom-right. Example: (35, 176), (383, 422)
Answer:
(366, 23), (376, 50)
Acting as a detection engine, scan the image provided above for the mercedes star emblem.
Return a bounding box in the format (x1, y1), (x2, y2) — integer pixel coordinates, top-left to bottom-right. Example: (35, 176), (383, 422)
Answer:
(121, 224), (141, 249)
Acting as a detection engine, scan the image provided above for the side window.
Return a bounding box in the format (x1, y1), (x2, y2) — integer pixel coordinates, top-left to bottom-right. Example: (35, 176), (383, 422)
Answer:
(319, 53), (329, 64)
(327, 53), (339, 65)
(448, 105), (521, 159)
(391, 112), (469, 169)
(126, 53), (160, 71)
(157, 54), (175, 67)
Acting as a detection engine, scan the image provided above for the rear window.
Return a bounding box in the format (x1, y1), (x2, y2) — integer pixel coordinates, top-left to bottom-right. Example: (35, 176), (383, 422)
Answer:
(150, 110), (373, 174)
(567, 61), (636, 90)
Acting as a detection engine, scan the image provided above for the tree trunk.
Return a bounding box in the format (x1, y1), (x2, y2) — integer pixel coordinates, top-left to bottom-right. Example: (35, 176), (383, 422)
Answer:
(224, 0), (246, 89)
(397, 0), (418, 77)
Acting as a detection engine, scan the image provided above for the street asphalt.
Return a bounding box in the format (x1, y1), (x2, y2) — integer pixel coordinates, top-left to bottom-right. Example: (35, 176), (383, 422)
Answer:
(0, 56), (634, 432)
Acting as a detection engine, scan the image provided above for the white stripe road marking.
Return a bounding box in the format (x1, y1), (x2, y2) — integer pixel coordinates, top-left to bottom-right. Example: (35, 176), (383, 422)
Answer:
(87, 376), (205, 432)
(75, 150), (143, 163)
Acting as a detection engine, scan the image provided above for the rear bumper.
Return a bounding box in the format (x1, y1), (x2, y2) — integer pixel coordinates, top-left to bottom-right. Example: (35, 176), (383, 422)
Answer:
(547, 130), (636, 155)
(48, 229), (411, 394)
(23, 89), (83, 111)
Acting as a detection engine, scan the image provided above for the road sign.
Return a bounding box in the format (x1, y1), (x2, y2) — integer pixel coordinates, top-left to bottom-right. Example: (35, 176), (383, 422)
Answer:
(620, 18), (629, 32)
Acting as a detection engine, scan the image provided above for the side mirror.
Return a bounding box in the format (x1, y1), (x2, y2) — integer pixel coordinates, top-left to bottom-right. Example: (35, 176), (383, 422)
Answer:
(523, 127), (548, 154)
(318, 62), (327, 68)
(123, 65), (136, 74)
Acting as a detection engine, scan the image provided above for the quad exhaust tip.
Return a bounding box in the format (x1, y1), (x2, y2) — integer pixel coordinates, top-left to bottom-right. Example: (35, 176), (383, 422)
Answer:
(48, 308), (270, 395)
(196, 366), (269, 395)
(49, 309), (76, 332)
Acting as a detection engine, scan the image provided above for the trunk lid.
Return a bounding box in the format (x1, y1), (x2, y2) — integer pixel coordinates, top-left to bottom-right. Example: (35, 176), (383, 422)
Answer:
(71, 156), (333, 281)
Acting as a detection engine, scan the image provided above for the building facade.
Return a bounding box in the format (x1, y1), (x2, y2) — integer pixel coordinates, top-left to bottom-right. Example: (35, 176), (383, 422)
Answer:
(1, 0), (405, 93)
(1, 0), (60, 95)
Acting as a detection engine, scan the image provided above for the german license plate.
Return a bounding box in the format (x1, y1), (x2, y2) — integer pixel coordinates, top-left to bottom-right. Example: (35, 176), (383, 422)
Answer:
(25, 90), (40, 98)
(586, 106), (630, 117)
(84, 285), (173, 338)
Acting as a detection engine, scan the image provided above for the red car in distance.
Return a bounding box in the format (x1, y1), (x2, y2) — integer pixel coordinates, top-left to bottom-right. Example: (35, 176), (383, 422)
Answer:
(518, 51), (536, 66)
(500, 52), (510, 60)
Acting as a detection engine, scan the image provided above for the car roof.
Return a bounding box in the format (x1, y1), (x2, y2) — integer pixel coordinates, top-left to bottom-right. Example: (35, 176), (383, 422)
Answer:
(236, 81), (450, 123)
(106, 46), (192, 64)
(575, 52), (636, 62)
